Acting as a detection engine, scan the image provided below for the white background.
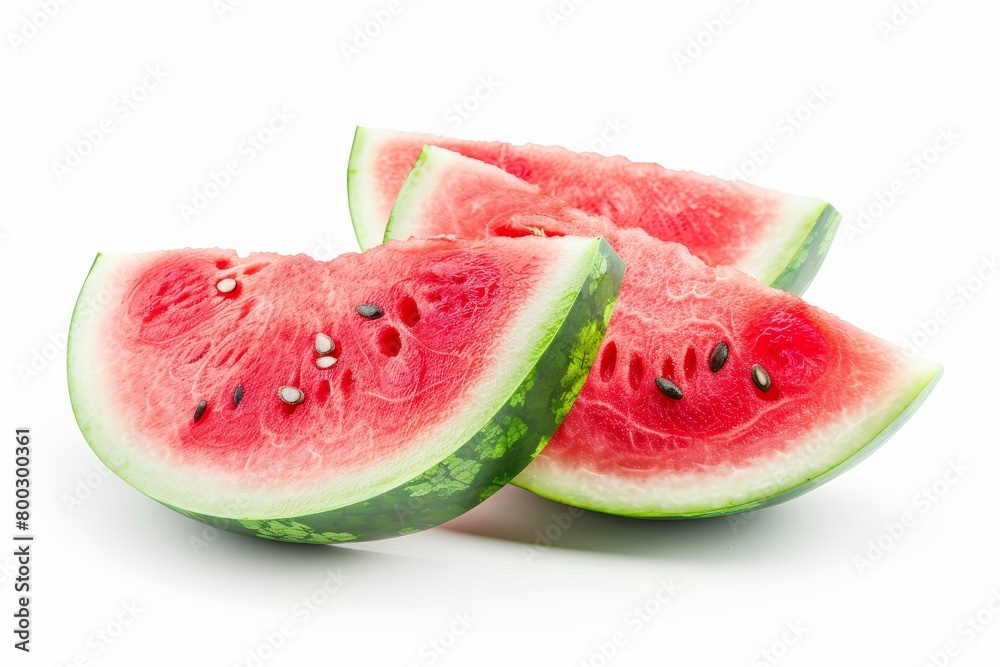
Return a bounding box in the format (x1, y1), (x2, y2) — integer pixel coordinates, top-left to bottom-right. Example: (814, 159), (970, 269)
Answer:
(2, 1), (998, 665)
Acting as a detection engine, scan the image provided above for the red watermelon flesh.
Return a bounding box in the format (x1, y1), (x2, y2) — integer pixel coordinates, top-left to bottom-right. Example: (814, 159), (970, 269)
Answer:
(68, 236), (623, 541)
(348, 127), (840, 294)
(104, 249), (529, 483)
(385, 147), (942, 517)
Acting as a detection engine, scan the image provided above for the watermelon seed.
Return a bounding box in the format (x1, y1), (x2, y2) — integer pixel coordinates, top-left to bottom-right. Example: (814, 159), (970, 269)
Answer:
(278, 386), (304, 405)
(654, 377), (683, 400)
(356, 304), (384, 319)
(709, 342), (729, 373)
(315, 333), (334, 355)
(233, 385), (244, 407)
(193, 400), (208, 422)
(315, 356), (338, 369)
(216, 278), (237, 294)
(751, 365), (772, 392)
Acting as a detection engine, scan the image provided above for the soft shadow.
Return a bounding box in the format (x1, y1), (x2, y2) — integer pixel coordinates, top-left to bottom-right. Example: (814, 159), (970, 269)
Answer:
(101, 499), (425, 608)
(441, 485), (839, 562)
(103, 496), (419, 584)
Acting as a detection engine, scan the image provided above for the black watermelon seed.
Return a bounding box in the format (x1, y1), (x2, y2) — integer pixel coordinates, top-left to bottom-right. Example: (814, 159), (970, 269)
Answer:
(654, 377), (683, 400)
(709, 342), (729, 373)
(751, 364), (772, 392)
(193, 400), (208, 423)
(356, 304), (384, 319)
(233, 385), (245, 408)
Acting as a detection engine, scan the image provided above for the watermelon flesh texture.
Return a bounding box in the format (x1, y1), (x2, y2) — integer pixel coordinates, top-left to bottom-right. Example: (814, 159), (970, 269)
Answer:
(68, 237), (623, 542)
(384, 147), (942, 517)
(348, 126), (841, 294)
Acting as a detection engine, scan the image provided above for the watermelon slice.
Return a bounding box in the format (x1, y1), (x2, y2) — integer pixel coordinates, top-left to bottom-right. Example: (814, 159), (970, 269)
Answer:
(347, 127), (841, 294)
(68, 237), (623, 542)
(383, 147), (942, 518)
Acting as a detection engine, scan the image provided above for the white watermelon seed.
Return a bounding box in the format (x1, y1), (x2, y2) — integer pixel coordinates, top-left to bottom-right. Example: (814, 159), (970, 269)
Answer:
(751, 364), (772, 392)
(315, 333), (334, 355)
(315, 356), (338, 369)
(278, 386), (304, 405)
(216, 278), (237, 293)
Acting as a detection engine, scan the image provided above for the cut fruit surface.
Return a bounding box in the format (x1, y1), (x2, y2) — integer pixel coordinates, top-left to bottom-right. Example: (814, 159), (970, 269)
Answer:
(68, 237), (623, 541)
(348, 127), (841, 294)
(384, 147), (942, 517)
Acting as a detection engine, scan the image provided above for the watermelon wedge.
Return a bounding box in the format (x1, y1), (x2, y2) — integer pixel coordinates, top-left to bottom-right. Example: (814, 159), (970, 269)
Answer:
(384, 147), (942, 518)
(68, 237), (623, 542)
(347, 127), (841, 294)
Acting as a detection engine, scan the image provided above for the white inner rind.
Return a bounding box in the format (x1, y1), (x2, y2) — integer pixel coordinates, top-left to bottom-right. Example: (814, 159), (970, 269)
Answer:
(386, 146), (469, 241)
(347, 126), (390, 251)
(732, 195), (829, 286)
(513, 356), (942, 516)
(68, 239), (601, 519)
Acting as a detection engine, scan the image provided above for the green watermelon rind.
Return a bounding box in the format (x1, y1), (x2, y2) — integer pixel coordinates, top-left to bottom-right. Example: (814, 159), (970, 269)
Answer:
(68, 241), (624, 543)
(347, 126), (837, 296)
(765, 203), (842, 295)
(513, 362), (943, 519)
